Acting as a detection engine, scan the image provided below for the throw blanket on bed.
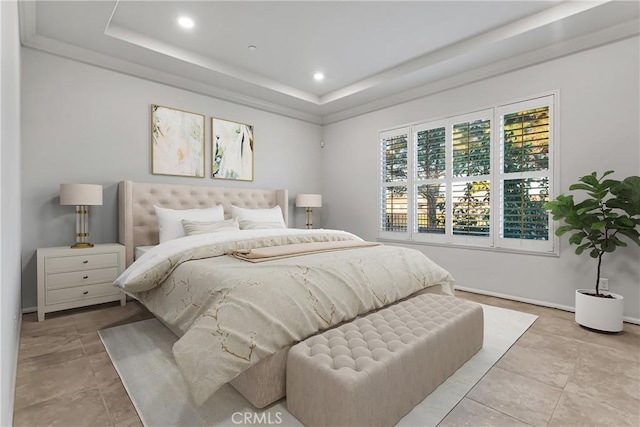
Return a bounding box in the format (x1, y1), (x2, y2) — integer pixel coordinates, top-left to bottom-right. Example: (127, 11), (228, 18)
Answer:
(231, 240), (381, 262)
(115, 229), (455, 406)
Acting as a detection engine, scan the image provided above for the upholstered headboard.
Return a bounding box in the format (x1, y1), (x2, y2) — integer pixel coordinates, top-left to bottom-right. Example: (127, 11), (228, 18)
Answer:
(118, 180), (288, 266)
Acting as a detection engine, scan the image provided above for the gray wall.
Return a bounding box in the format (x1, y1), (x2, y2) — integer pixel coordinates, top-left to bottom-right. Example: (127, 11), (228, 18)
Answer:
(19, 36), (640, 320)
(21, 49), (324, 310)
(1, 0), (22, 424)
(322, 37), (640, 319)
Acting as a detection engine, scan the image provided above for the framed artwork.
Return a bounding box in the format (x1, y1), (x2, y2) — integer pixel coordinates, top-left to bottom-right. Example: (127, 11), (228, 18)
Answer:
(151, 105), (205, 178)
(211, 117), (254, 181)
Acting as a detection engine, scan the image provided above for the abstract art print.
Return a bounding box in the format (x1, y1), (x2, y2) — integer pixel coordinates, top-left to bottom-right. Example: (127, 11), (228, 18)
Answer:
(211, 117), (254, 181)
(151, 105), (205, 178)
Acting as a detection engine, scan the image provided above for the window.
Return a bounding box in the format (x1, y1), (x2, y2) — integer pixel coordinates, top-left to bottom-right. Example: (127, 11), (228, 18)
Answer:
(379, 94), (556, 253)
(380, 129), (409, 237)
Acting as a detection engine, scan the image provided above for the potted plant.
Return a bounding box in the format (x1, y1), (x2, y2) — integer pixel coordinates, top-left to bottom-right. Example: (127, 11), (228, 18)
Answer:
(545, 171), (640, 332)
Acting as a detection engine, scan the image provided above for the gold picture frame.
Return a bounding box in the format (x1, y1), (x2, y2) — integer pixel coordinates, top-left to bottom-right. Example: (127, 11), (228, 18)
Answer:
(151, 105), (205, 178)
(211, 117), (254, 181)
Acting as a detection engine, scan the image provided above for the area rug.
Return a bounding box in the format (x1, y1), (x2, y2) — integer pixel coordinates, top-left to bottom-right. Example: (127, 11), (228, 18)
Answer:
(99, 304), (537, 427)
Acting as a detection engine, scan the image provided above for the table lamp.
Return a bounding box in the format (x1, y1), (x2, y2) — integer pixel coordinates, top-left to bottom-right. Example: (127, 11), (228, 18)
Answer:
(295, 194), (322, 229)
(60, 183), (103, 248)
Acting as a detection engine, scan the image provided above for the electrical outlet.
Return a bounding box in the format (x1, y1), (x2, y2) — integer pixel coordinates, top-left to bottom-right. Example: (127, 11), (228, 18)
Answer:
(599, 278), (609, 291)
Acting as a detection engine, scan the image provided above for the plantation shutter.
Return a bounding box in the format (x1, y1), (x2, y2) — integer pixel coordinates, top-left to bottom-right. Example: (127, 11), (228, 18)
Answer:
(497, 96), (554, 252)
(380, 128), (410, 239)
(412, 111), (492, 245)
(450, 111), (492, 245)
(377, 94), (555, 254)
(413, 120), (448, 241)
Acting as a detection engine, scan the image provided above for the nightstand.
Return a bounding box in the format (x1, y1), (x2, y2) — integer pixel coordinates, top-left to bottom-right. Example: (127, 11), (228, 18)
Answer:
(37, 243), (126, 321)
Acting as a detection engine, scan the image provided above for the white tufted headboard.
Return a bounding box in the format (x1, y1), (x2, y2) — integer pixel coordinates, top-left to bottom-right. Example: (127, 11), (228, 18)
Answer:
(118, 180), (288, 266)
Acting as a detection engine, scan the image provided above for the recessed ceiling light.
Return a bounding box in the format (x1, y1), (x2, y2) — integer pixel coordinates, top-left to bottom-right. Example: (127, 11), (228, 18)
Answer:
(178, 16), (194, 29)
(248, 45), (257, 51)
(313, 72), (324, 81)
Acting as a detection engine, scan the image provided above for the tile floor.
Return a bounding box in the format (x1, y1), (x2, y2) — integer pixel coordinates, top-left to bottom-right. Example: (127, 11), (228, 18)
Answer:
(13, 292), (640, 427)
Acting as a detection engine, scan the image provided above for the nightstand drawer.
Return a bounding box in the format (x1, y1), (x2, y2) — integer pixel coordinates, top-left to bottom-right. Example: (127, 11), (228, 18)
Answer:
(46, 253), (118, 273)
(37, 244), (126, 321)
(46, 282), (121, 305)
(46, 267), (119, 290)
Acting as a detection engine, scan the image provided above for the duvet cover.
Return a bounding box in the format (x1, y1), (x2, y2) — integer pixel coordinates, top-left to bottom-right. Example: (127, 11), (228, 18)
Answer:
(115, 229), (454, 405)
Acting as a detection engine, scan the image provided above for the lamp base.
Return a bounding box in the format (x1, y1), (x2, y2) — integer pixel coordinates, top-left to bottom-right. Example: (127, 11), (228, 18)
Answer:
(71, 242), (94, 249)
(306, 208), (313, 229)
(71, 205), (94, 249)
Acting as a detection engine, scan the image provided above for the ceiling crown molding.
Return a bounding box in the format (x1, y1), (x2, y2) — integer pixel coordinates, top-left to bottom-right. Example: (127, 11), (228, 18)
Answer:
(17, 0), (323, 124)
(104, 24), (322, 105)
(323, 19), (640, 124)
(319, 0), (610, 105)
(16, 0), (639, 125)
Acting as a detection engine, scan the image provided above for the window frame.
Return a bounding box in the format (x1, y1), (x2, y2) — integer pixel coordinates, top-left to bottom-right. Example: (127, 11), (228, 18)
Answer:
(377, 92), (560, 256)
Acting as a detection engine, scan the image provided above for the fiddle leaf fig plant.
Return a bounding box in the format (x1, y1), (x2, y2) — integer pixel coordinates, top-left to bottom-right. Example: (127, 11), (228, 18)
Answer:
(544, 171), (640, 296)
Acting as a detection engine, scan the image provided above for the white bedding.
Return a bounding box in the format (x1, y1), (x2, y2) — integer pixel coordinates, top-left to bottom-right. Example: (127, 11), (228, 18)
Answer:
(115, 229), (455, 405)
(134, 245), (155, 260)
(117, 229), (362, 289)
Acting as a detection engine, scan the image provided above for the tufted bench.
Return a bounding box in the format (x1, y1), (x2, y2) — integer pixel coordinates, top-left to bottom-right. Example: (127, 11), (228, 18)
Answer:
(286, 294), (483, 427)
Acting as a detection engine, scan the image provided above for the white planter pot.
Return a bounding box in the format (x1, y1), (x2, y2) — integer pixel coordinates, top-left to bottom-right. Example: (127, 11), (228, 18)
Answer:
(575, 289), (624, 332)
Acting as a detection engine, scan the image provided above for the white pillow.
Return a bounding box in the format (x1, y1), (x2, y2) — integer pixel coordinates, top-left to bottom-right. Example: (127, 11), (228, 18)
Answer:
(154, 205), (225, 243)
(182, 218), (240, 236)
(239, 220), (286, 230)
(230, 205), (286, 229)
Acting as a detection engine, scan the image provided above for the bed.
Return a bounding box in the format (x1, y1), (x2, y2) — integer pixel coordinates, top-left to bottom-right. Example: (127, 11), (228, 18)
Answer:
(116, 180), (455, 407)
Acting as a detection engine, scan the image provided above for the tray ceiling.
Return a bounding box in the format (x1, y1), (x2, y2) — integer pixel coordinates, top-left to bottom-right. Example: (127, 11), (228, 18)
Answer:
(19, 1), (640, 124)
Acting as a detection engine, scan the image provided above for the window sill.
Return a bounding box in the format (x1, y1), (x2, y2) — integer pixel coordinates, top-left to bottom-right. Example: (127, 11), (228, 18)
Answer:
(376, 238), (560, 257)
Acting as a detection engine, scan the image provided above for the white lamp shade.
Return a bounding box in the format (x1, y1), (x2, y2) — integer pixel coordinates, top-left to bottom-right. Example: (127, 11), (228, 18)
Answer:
(60, 184), (103, 206)
(296, 194), (322, 208)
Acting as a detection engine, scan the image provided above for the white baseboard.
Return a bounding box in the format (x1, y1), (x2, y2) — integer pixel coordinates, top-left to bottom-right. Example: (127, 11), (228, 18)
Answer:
(454, 285), (640, 325)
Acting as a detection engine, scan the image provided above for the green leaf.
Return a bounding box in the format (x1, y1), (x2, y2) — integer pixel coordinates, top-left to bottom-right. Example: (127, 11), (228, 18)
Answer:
(602, 239), (616, 252)
(617, 228), (640, 246)
(589, 248), (600, 258)
(555, 225), (576, 236)
(569, 183), (594, 192)
(580, 173), (599, 187)
(575, 242), (591, 255)
(576, 206), (598, 215)
(610, 235), (628, 247)
(590, 221), (606, 230)
(601, 179), (618, 190)
(602, 170), (615, 177)
(615, 217), (635, 228)
(568, 231), (586, 245)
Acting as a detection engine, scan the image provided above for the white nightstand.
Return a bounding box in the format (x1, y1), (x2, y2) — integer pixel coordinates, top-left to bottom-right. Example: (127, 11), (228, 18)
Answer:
(37, 243), (126, 321)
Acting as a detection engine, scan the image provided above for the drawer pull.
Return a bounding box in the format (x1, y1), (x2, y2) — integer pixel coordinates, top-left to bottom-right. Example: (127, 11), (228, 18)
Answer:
(83, 275), (89, 279)
(83, 291), (89, 295)
(83, 260), (88, 264)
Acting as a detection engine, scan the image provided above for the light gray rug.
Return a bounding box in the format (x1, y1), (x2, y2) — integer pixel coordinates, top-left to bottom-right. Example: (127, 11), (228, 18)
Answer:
(99, 304), (537, 427)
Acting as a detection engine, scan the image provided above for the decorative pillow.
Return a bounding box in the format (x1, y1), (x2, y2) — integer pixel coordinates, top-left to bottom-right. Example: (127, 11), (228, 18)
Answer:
(239, 220), (286, 230)
(154, 205), (225, 243)
(182, 218), (240, 236)
(231, 205), (286, 229)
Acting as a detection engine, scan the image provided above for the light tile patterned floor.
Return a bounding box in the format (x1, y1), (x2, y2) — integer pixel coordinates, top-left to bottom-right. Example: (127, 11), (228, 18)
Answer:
(13, 292), (640, 426)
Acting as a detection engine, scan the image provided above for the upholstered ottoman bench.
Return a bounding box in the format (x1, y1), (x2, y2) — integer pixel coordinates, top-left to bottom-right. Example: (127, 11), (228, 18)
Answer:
(286, 294), (483, 427)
